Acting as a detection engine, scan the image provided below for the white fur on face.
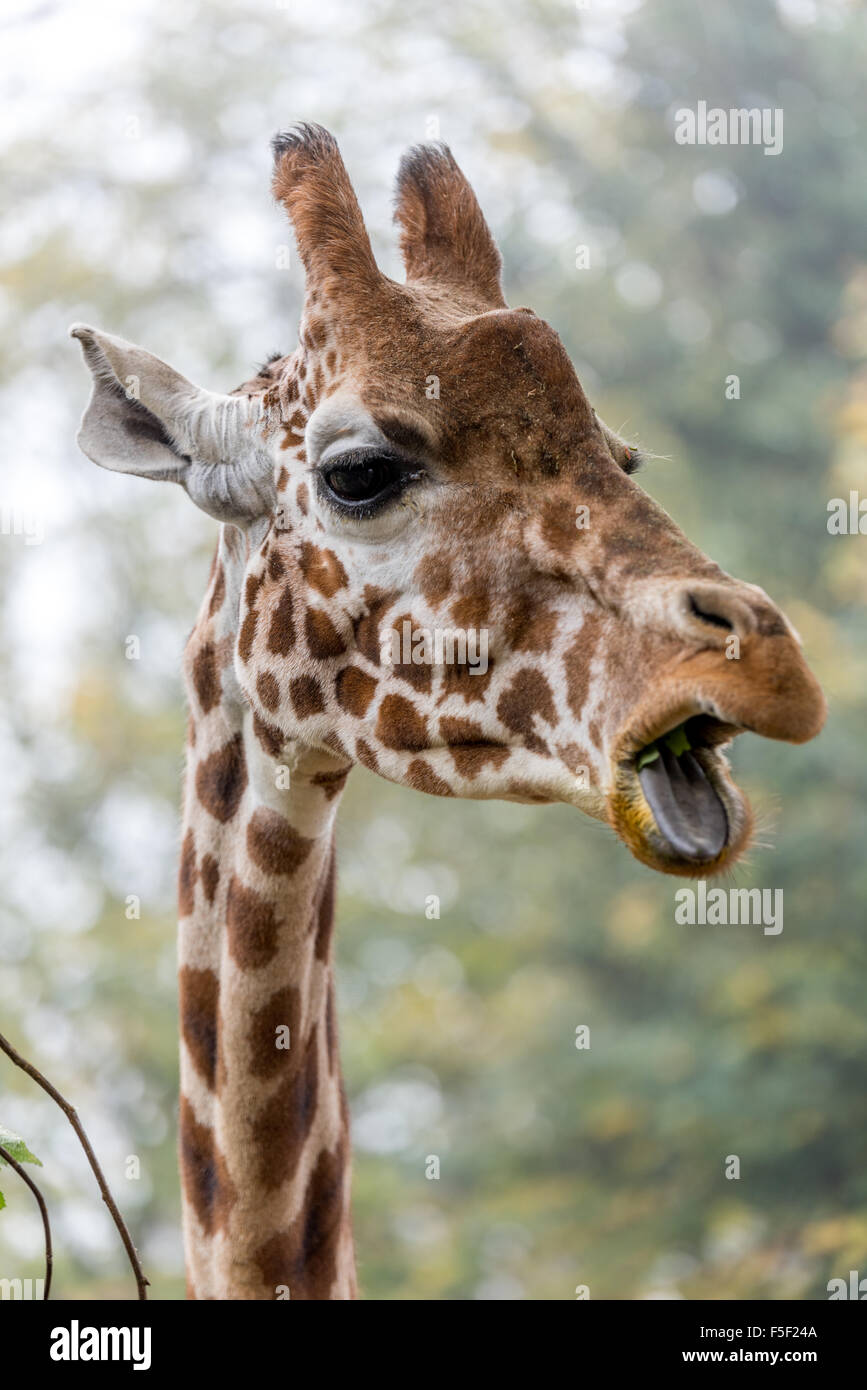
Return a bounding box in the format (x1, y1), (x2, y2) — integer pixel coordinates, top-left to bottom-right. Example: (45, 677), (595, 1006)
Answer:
(306, 392), (392, 464)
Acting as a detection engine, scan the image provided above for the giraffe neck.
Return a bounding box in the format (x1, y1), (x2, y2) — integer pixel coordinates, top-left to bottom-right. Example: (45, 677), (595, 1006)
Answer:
(178, 525), (356, 1300)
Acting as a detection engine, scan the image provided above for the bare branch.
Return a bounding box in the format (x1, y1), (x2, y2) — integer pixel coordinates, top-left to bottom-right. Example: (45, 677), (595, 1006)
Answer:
(0, 1029), (149, 1300)
(0, 1140), (52, 1299)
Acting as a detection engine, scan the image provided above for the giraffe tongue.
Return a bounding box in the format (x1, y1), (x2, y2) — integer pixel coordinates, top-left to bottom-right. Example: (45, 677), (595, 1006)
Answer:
(638, 744), (728, 862)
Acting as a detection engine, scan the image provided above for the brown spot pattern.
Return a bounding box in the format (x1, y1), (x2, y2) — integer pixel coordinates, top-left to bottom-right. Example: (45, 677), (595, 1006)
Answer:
(355, 738), (379, 772)
(336, 665), (377, 717)
(414, 554), (453, 606)
(196, 735), (247, 822)
(439, 659), (495, 705)
(290, 675), (326, 718)
(253, 712), (285, 757)
(558, 742), (593, 777)
(247, 984), (301, 1081)
(496, 668), (556, 754)
(314, 844), (336, 962)
(238, 609), (258, 663)
(311, 767), (350, 800)
(247, 807), (314, 877)
(200, 853), (220, 904)
(539, 496), (582, 558)
(450, 593), (490, 630)
(192, 642), (221, 713)
(180, 966), (219, 1090)
(268, 585), (296, 655)
(507, 597), (559, 653)
(564, 616), (603, 718)
(254, 1136), (347, 1299)
(389, 614), (433, 693)
(226, 876), (280, 969)
(179, 1096), (236, 1236)
(257, 670), (280, 711)
(305, 607), (347, 659)
(325, 984), (337, 1075)
(252, 1025), (319, 1191)
(406, 759), (454, 796)
(352, 589), (398, 666)
(179, 828), (198, 916)
(208, 563), (226, 617)
(440, 717), (510, 779)
(376, 693), (429, 751)
(299, 542), (348, 598)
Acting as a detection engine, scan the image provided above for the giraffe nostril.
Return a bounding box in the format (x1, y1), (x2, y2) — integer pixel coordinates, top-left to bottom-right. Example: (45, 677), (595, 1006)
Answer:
(667, 581), (758, 645)
(687, 593), (734, 632)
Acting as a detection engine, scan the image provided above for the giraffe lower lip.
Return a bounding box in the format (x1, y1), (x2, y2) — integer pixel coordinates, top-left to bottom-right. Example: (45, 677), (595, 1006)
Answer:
(638, 744), (729, 862)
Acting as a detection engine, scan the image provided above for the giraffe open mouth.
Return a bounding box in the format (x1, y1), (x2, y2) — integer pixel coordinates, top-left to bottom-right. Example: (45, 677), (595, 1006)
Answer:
(635, 718), (732, 862)
(610, 711), (750, 875)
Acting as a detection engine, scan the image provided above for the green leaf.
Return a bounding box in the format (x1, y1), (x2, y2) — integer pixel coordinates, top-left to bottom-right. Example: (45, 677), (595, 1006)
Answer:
(664, 724), (692, 758)
(0, 1188), (5, 1211)
(0, 1124), (42, 1168)
(637, 724), (692, 771)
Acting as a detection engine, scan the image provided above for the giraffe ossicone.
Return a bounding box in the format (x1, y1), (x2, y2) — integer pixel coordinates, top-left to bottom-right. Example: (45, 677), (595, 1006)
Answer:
(71, 123), (825, 1300)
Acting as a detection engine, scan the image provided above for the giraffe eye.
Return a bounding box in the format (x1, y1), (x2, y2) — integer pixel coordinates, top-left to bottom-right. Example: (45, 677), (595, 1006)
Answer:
(318, 448), (419, 515)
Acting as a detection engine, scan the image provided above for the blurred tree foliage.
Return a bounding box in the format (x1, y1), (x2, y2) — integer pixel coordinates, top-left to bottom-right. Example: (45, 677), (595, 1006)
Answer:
(0, 0), (864, 1299)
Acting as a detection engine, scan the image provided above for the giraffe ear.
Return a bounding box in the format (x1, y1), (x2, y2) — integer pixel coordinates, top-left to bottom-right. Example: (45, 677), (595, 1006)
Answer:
(393, 144), (506, 307)
(272, 124), (384, 301)
(70, 324), (275, 523)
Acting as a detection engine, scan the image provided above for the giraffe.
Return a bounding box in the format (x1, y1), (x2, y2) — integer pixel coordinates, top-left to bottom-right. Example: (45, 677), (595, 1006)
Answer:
(70, 124), (825, 1300)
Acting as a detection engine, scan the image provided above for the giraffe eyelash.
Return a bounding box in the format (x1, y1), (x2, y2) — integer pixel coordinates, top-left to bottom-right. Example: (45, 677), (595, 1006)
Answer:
(315, 446), (425, 518)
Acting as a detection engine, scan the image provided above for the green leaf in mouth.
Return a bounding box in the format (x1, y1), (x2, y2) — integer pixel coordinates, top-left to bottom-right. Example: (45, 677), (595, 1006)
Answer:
(636, 745), (660, 770)
(635, 721), (692, 770)
(664, 723), (692, 758)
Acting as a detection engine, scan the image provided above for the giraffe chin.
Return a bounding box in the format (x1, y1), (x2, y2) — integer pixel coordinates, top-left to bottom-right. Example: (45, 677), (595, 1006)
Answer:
(608, 732), (754, 878)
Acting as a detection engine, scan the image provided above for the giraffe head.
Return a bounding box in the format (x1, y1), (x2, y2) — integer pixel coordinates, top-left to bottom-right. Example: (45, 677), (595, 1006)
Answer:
(71, 124), (825, 877)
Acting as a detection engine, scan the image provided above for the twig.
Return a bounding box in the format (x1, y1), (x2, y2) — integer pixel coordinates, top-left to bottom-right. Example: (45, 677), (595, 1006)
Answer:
(0, 1029), (149, 1300)
(0, 1141), (52, 1298)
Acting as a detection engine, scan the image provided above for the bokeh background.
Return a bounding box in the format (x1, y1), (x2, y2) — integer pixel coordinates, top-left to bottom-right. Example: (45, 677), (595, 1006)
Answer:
(1, 0), (865, 1300)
